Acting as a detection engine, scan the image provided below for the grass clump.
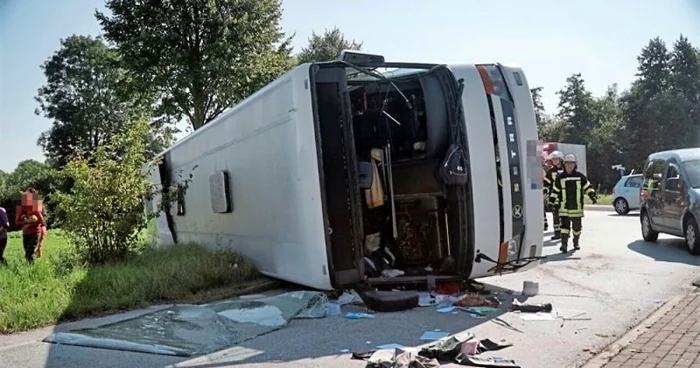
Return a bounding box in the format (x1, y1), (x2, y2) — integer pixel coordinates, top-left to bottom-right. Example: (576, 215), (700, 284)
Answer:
(0, 230), (258, 334)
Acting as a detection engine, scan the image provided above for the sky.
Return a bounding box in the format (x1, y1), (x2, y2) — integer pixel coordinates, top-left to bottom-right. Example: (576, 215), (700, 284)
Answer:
(1, 0), (699, 172)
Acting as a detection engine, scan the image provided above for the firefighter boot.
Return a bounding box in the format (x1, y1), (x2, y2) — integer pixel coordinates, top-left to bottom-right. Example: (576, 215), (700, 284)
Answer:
(551, 231), (561, 241)
(573, 236), (580, 250)
(559, 237), (568, 253)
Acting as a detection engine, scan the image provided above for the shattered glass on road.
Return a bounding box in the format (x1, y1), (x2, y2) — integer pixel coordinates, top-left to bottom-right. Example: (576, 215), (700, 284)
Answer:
(43, 291), (328, 357)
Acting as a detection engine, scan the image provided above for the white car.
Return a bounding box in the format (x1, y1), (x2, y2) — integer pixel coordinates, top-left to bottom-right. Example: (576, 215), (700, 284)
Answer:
(611, 174), (643, 215)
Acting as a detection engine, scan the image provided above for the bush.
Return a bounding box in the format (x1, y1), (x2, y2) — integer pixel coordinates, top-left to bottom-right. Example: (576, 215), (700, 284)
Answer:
(53, 119), (191, 264)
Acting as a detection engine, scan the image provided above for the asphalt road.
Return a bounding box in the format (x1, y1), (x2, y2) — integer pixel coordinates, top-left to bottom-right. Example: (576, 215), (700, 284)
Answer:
(2, 210), (700, 368)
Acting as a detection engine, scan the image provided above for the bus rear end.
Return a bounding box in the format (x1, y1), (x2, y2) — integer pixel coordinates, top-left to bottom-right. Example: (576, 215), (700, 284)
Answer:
(451, 63), (544, 278)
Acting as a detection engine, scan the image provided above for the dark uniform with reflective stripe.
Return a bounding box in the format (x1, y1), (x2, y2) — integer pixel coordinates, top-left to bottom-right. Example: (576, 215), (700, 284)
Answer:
(543, 165), (564, 238)
(549, 169), (596, 251)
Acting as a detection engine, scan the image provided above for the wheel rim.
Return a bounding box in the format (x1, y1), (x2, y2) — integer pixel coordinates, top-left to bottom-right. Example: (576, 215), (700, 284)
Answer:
(615, 199), (627, 213)
(643, 215), (650, 237)
(687, 223), (696, 251)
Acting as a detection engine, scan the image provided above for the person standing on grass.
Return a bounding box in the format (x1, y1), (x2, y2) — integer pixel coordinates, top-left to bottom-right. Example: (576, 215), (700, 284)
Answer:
(0, 206), (9, 265)
(15, 188), (45, 263)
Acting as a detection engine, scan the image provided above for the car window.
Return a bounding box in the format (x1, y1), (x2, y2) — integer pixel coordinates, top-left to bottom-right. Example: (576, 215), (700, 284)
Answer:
(642, 159), (665, 192)
(664, 164), (682, 192)
(625, 176), (642, 188)
(683, 160), (700, 189)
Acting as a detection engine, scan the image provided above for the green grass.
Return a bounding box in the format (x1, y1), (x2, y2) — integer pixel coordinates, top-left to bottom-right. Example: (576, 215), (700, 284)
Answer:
(0, 230), (263, 334)
(584, 194), (613, 206)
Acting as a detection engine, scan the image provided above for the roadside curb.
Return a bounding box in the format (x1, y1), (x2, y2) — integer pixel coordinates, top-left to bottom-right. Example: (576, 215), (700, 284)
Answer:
(579, 295), (685, 368)
(585, 205), (614, 212)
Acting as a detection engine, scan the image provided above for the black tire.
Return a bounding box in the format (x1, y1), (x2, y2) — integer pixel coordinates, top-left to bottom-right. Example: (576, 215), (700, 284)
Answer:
(641, 211), (659, 242)
(358, 290), (419, 312)
(684, 216), (700, 255)
(614, 197), (630, 215)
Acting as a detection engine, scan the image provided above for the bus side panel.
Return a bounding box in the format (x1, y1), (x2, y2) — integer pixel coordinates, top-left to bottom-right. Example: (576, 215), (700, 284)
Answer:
(163, 65), (332, 290)
(499, 65), (544, 267)
(449, 65), (502, 278)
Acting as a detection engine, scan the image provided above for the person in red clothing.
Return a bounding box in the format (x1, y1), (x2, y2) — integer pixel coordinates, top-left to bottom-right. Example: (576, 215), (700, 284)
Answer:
(15, 188), (45, 262)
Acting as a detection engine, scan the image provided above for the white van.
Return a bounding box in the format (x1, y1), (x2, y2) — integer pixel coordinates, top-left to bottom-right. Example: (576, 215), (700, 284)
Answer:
(145, 51), (545, 290)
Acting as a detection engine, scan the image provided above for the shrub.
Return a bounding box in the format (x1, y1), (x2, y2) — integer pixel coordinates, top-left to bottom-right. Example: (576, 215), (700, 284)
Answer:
(53, 118), (191, 264)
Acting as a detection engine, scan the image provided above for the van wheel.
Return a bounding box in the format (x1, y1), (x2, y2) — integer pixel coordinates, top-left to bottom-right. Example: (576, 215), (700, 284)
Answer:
(614, 198), (630, 215)
(684, 217), (700, 255)
(641, 211), (659, 242)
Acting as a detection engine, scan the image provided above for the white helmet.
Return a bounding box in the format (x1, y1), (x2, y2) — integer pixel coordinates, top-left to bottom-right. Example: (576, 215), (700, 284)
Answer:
(563, 153), (577, 163)
(549, 150), (564, 161)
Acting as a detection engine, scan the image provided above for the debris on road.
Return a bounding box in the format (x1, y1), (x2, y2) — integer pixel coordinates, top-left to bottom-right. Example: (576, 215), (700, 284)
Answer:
(43, 291), (329, 357)
(346, 312), (376, 319)
(511, 300), (552, 313)
(352, 331), (518, 367)
(521, 281), (539, 297)
(335, 290), (364, 305)
(420, 331), (450, 341)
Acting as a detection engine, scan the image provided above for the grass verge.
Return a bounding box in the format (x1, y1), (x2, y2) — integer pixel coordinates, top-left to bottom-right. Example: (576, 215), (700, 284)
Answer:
(585, 194), (613, 206)
(0, 230), (268, 334)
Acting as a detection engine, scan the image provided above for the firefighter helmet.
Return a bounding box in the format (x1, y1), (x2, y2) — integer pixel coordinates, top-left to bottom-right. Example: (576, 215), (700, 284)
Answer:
(563, 153), (577, 163)
(549, 150), (564, 161)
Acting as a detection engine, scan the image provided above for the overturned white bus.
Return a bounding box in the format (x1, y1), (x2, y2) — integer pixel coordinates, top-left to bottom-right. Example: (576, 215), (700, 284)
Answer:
(145, 51), (545, 290)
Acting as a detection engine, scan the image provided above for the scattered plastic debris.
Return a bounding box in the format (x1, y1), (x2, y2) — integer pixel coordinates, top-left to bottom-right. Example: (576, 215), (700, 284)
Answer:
(346, 312), (375, 320)
(326, 302), (341, 316)
(418, 292), (436, 307)
(353, 331), (517, 367)
(336, 290), (364, 305)
(455, 294), (500, 308)
(420, 331), (450, 341)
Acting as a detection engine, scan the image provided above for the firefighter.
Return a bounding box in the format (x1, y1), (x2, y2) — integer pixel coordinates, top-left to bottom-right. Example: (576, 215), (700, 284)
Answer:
(543, 150), (564, 240)
(548, 153), (597, 253)
(542, 166), (549, 231)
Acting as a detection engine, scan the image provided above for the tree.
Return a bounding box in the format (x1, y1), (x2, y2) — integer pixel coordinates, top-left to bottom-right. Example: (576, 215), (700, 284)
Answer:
(3, 159), (53, 192)
(530, 87), (546, 126)
(555, 73), (597, 144)
(531, 86), (565, 142)
(35, 35), (171, 168)
(54, 118), (193, 264)
(669, 35), (700, 102)
(296, 27), (362, 64)
(635, 37), (671, 100)
(622, 37), (692, 170)
(587, 85), (625, 189)
(0, 159), (63, 229)
(96, 0), (294, 131)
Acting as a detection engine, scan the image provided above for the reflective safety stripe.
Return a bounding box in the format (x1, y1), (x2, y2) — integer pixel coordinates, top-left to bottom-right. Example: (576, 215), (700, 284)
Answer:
(560, 178), (567, 212)
(572, 230), (582, 236)
(576, 180), (582, 212)
(560, 228), (570, 234)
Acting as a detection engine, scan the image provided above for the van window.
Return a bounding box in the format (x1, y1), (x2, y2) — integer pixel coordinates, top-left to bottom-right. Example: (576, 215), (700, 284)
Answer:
(642, 159), (665, 191)
(664, 164), (682, 192)
(683, 160), (700, 189)
(624, 176), (642, 188)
